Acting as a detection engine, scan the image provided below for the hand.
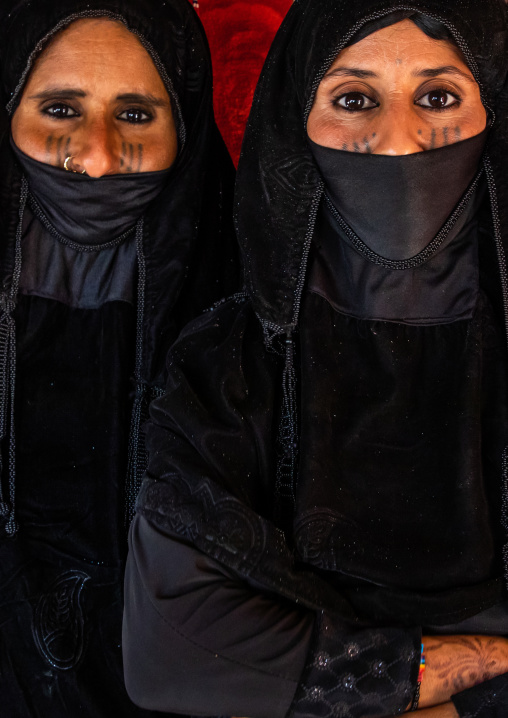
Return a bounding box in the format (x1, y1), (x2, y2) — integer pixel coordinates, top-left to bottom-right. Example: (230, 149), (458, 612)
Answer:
(417, 635), (508, 708)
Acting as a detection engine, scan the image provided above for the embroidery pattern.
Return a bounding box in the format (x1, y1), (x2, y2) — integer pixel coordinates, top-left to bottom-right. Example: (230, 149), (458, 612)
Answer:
(33, 570), (90, 670)
(290, 612), (418, 718)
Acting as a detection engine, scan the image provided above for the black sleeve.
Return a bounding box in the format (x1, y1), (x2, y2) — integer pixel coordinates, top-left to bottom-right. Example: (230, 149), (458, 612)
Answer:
(123, 513), (421, 718)
(123, 514), (314, 718)
(452, 673), (508, 717)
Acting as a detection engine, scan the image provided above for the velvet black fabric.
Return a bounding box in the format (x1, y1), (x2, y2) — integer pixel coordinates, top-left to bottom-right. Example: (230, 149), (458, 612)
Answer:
(128, 0), (508, 717)
(0, 0), (238, 716)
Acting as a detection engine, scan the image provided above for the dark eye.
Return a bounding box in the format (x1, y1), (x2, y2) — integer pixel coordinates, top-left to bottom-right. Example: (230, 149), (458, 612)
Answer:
(416, 90), (460, 110)
(334, 92), (377, 112)
(43, 104), (79, 119)
(118, 108), (152, 124)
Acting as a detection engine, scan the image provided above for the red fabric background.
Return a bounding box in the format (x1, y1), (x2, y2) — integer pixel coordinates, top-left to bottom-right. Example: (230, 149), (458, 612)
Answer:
(191, 0), (292, 164)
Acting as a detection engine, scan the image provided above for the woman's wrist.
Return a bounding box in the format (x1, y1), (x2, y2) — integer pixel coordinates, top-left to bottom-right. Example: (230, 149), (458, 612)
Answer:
(409, 643), (426, 711)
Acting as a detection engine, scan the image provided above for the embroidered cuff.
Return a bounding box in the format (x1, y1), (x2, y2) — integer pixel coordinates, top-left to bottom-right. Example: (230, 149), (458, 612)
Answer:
(288, 610), (421, 718)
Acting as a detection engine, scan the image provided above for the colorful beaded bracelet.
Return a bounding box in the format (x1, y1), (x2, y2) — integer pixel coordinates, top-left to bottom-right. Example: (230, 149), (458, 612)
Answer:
(410, 643), (426, 711)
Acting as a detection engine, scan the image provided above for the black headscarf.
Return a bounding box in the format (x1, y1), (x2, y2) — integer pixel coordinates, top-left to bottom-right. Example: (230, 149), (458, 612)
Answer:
(235, 0), (508, 335)
(0, 0), (238, 533)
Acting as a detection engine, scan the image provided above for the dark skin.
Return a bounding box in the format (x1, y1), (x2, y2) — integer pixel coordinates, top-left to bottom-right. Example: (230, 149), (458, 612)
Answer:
(307, 19), (486, 154)
(307, 20), (505, 718)
(12, 18), (177, 176)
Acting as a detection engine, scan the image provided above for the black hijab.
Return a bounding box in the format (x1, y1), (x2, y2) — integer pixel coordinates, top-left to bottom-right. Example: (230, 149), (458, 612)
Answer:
(235, 0), (508, 335)
(0, 0), (238, 533)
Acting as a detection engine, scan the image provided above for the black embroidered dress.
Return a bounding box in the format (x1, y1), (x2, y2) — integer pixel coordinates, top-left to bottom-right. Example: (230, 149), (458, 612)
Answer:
(126, 1), (508, 717)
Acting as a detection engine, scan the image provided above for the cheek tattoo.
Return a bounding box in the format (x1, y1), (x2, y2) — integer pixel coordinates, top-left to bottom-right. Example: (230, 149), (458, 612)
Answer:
(424, 126), (460, 151)
(45, 134), (53, 162)
(56, 136), (64, 167)
(344, 133), (376, 154)
(46, 135), (72, 167)
(121, 141), (144, 172)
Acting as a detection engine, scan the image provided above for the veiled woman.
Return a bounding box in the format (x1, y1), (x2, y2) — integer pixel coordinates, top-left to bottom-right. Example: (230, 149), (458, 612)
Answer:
(0, 0), (237, 715)
(126, 0), (508, 716)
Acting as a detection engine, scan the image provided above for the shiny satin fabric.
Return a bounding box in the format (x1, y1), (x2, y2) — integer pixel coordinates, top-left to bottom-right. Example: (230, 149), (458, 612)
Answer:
(12, 138), (170, 246)
(308, 130), (487, 261)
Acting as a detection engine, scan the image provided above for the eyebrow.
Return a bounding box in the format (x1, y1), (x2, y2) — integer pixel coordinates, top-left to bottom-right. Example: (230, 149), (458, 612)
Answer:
(29, 88), (87, 101)
(29, 89), (169, 106)
(323, 67), (378, 79)
(115, 93), (169, 107)
(412, 65), (476, 84)
(323, 64), (475, 84)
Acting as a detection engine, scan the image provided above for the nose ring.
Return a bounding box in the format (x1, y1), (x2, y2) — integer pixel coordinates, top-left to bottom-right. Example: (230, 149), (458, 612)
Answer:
(64, 156), (86, 174)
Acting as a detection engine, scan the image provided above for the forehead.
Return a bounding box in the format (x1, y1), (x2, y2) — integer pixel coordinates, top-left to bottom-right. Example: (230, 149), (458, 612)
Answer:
(24, 18), (167, 94)
(332, 18), (470, 72)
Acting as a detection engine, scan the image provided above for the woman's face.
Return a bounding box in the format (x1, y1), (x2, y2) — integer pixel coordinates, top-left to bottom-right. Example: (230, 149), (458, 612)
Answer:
(11, 18), (178, 177)
(307, 19), (487, 155)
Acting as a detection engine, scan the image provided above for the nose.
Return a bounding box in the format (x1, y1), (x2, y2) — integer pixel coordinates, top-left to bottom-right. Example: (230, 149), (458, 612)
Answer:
(372, 103), (426, 155)
(72, 117), (119, 177)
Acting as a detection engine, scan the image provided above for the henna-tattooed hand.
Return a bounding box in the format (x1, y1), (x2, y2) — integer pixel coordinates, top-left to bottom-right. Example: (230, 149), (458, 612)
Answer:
(418, 635), (508, 709)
